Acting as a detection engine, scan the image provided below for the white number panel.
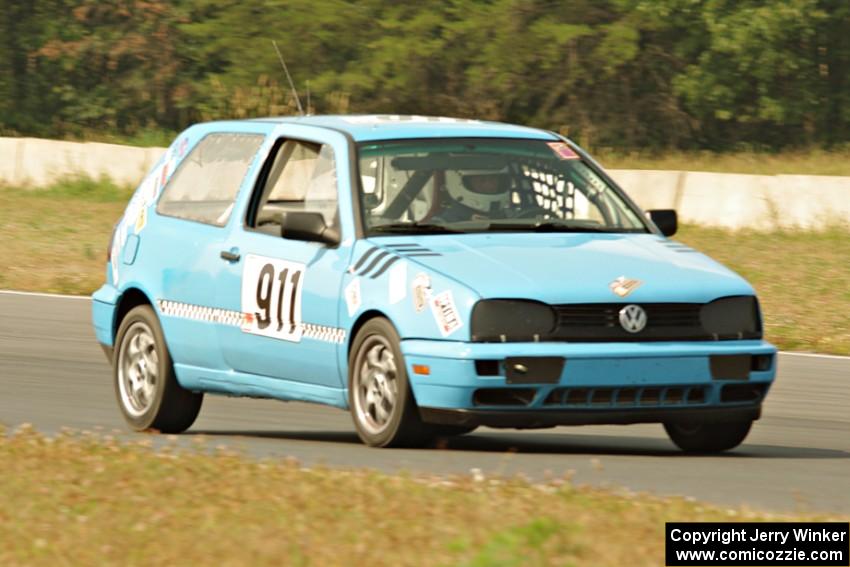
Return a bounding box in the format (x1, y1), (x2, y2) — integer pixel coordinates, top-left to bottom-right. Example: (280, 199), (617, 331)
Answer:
(241, 254), (306, 342)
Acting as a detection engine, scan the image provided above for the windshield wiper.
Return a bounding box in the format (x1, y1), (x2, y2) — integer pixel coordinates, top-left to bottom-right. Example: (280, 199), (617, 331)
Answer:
(369, 222), (463, 234)
(485, 221), (614, 233)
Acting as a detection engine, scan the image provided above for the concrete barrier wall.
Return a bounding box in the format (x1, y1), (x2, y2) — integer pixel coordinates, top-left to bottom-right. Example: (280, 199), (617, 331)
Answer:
(607, 169), (850, 230)
(1, 136), (848, 230)
(0, 137), (164, 188)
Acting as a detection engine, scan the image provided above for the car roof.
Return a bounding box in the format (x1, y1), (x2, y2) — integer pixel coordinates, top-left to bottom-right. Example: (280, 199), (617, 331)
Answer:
(248, 114), (559, 142)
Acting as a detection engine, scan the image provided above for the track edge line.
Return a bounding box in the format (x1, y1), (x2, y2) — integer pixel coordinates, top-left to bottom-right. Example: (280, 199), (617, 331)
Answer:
(0, 289), (91, 301)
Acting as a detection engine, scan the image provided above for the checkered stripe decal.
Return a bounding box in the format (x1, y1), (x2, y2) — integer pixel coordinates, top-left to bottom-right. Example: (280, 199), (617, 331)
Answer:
(157, 300), (347, 345)
(302, 323), (347, 344)
(158, 300), (243, 327)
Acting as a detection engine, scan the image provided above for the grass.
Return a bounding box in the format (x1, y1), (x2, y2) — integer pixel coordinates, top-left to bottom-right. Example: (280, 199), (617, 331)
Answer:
(0, 426), (840, 567)
(678, 225), (850, 355)
(1, 178), (849, 354)
(595, 148), (850, 176)
(0, 178), (131, 294)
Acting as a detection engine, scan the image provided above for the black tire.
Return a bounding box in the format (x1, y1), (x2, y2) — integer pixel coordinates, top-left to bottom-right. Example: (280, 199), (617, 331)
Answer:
(664, 420), (753, 453)
(348, 318), (434, 447)
(113, 304), (202, 433)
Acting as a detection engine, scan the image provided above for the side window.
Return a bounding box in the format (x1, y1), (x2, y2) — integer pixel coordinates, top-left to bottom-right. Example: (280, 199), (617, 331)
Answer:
(251, 139), (339, 234)
(157, 133), (264, 226)
(358, 155), (433, 222)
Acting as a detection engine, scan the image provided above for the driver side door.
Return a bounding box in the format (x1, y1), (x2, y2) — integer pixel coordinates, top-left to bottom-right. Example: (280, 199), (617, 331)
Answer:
(214, 131), (353, 393)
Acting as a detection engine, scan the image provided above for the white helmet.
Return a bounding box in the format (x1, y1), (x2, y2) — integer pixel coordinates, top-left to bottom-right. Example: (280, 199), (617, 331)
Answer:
(445, 171), (512, 213)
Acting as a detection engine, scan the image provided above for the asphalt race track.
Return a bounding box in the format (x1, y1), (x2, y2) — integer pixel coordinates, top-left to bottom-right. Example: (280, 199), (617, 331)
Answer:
(1, 291), (848, 514)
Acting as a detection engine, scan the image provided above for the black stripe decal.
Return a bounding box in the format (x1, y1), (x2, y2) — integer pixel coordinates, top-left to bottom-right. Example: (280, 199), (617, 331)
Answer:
(388, 246), (426, 252)
(358, 251), (391, 276)
(384, 243), (424, 249)
(350, 246), (380, 272)
(401, 252), (442, 258)
(369, 255), (402, 279)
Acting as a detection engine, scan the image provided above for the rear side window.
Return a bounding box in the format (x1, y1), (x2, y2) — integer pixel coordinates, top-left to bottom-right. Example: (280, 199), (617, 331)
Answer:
(157, 133), (264, 226)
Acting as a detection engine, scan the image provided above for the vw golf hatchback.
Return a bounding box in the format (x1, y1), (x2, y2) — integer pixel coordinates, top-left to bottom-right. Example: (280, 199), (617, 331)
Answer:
(92, 115), (777, 451)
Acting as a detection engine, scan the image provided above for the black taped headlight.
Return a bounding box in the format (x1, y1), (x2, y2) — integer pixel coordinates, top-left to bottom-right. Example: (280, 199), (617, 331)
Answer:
(471, 300), (556, 342)
(700, 296), (762, 339)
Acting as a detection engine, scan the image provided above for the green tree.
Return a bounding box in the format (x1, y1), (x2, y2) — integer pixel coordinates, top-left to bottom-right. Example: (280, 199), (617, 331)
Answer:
(671, 0), (828, 148)
(1, 0), (848, 150)
(32, 0), (199, 135)
(0, 0), (68, 135)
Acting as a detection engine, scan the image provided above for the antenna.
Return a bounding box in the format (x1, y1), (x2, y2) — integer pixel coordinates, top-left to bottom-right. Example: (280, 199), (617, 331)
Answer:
(272, 40), (304, 116)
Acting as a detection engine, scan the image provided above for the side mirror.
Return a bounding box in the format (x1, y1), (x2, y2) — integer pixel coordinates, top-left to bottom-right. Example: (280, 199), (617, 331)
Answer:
(648, 209), (678, 237)
(280, 211), (340, 246)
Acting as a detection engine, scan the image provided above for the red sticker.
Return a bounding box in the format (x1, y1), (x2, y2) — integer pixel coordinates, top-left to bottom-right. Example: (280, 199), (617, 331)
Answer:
(159, 163), (169, 189)
(547, 142), (579, 160)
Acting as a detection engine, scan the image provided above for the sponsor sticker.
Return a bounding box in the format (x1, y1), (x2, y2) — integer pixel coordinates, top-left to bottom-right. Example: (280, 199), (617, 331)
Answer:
(609, 276), (642, 298)
(344, 278), (362, 317)
(547, 142), (580, 160)
(388, 261), (407, 305)
(159, 162), (170, 192)
(241, 312), (255, 331)
(110, 236), (121, 284)
(111, 139), (188, 283)
(412, 273), (431, 313)
(178, 137), (189, 158)
(430, 290), (462, 337)
(139, 175), (157, 205)
(134, 207), (147, 233)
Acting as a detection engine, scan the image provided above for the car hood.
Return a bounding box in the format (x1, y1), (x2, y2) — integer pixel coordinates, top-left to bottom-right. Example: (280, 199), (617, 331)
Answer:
(368, 233), (754, 304)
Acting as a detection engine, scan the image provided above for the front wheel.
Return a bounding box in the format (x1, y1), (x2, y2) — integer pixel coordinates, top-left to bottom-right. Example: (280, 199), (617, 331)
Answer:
(114, 305), (203, 433)
(348, 318), (434, 447)
(664, 420), (753, 453)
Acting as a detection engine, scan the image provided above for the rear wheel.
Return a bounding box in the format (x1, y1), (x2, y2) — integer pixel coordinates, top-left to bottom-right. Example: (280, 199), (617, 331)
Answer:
(664, 420), (753, 453)
(114, 305), (202, 433)
(349, 318), (434, 447)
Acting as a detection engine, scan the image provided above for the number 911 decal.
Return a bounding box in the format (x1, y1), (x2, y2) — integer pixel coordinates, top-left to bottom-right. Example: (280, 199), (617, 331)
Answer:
(241, 254), (305, 342)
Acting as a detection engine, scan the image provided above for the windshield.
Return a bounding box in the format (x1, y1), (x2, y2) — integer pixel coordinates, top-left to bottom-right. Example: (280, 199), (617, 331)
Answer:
(357, 138), (648, 235)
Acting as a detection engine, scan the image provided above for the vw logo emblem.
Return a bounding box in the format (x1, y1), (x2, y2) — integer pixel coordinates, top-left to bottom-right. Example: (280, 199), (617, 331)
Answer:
(619, 304), (647, 333)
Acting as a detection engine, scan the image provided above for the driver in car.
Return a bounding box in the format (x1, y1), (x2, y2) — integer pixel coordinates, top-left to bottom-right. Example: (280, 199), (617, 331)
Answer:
(431, 172), (513, 222)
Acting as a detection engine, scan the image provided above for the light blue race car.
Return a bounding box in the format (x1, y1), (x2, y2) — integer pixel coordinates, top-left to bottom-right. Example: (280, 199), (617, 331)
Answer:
(92, 115), (776, 452)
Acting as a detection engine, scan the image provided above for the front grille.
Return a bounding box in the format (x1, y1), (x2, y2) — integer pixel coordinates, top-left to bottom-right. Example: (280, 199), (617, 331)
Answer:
(553, 303), (709, 341)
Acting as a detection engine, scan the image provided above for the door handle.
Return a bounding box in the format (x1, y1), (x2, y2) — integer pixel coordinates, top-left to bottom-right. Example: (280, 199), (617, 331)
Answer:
(220, 249), (241, 262)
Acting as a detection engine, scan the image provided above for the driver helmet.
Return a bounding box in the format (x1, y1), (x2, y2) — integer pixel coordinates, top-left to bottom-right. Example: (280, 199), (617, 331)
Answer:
(445, 170), (512, 213)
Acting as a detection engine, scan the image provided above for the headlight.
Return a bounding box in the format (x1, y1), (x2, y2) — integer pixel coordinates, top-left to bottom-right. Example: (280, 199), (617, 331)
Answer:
(699, 296), (762, 339)
(471, 300), (556, 342)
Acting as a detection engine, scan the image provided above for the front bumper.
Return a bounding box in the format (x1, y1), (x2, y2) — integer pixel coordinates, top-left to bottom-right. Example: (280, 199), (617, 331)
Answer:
(400, 339), (776, 428)
(420, 405), (761, 429)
